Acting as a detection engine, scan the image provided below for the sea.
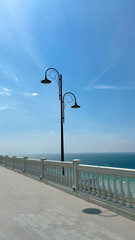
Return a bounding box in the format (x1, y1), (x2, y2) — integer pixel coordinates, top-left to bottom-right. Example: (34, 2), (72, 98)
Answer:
(27, 152), (135, 169)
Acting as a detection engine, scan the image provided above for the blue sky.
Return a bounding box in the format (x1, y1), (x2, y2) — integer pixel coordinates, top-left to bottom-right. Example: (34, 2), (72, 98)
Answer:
(0, 0), (135, 155)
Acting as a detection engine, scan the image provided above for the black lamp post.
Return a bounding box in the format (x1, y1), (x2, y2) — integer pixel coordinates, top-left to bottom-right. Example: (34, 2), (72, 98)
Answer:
(41, 68), (80, 162)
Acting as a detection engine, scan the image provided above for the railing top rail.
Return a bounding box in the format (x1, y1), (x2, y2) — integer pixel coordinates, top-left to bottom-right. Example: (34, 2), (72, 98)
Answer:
(43, 160), (73, 167)
(26, 159), (40, 164)
(12, 157), (24, 161)
(78, 164), (135, 177)
(7, 156), (14, 159)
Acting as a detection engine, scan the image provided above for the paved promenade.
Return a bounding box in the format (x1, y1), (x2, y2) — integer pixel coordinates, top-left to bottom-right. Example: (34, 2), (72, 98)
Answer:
(0, 166), (135, 240)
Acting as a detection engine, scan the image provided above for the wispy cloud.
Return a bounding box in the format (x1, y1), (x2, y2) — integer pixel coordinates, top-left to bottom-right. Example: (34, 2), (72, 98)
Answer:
(0, 106), (11, 111)
(2, 68), (19, 82)
(0, 87), (12, 96)
(91, 85), (135, 90)
(24, 92), (39, 97)
(85, 63), (116, 90)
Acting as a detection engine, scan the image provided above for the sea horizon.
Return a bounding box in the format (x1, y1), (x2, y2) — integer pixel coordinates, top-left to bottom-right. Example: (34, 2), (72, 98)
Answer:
(19, 152), (135, 170)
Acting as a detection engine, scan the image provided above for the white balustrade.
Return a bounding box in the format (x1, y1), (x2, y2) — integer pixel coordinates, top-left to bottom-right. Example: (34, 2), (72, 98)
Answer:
(0, 155), (135, 210)
(77, 164), (135, 208)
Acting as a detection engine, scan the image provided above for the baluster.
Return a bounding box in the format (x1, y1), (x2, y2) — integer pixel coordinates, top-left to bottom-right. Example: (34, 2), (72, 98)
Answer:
(92, 172), (96, 195)
(47, 165), (49, 179)
(51, 166), (53, 180)
(113, 175), (119, 203)
(119, 176), (125, 205)
(101, 173), (106, 199)
(68, 167), (71, 186)
(51, 165), (52, 180)
(62, 167), (65, 185)
(65, 167), (67, 185)
(56, 166), (58, 182)
(65, 167), (68, 185)
(64, 167), (67, 185)
(58, 166), (61, 183)
(58, 166), (60, 182)
(87, 171), (91, 194)
(60, 167), (63, 184)
(48, 165), (50, 180)
(51, 166), (54, 180)
(49, 166), (51, 180)
(63, 166), (65, 184)
(5, 155), (8, 166)
(79, 171), (83, 191)
(83, 171), (87, 193)
(96, 173), (101, 197)
(62, 166), (64, 184)
(53, 166), (56, 182)
(126, 177), (133, 208)
(45, 164), (48, 179)
(107, 174), (112, 201)
(53, 165), (55, 181)
(12, 156), (16, 170)
(68, 167), (70, 186)
(69, 167), (72, 187)
(52, 166), (54, 180)
(67, 167), (69, 186)
(60, 166), (62, 183)
(54, 166), (56, 181)
(54, 166), (56, 182)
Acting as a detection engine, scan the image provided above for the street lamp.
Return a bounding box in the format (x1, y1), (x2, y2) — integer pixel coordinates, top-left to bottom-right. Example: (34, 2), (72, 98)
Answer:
(41, 68), (80, 162)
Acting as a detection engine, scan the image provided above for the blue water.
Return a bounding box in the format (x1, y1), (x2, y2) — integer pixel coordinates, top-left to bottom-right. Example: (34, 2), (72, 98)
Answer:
(27, 153), (135, 169)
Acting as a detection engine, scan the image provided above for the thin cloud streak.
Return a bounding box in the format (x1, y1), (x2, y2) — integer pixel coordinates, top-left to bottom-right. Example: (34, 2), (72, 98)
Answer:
(24, 92), (39, 97)
(0, 87), (12, 95)
(85, 63), (116, 90)
(0, 106), (11, 111)
(91, 85), (135, 90)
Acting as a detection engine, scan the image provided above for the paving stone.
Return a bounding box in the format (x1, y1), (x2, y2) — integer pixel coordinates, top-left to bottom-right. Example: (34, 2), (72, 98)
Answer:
(0, 166), (135, 240)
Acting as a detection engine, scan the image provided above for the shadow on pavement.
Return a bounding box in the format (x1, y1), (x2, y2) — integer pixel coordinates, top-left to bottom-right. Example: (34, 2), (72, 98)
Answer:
(82, 208), (102, 214)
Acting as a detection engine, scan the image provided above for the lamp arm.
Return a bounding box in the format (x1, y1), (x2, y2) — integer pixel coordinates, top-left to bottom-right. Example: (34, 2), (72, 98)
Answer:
(62, 92), (77, 123)
(45, 68), (60, 78)
(63, 92), (77, 103)
(45, 68), (62, 100)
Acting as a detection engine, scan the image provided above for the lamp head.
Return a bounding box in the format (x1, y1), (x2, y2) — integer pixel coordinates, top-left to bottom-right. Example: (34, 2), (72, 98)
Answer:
(41, 77), (51, 84)
(71, 101), (80, 109)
